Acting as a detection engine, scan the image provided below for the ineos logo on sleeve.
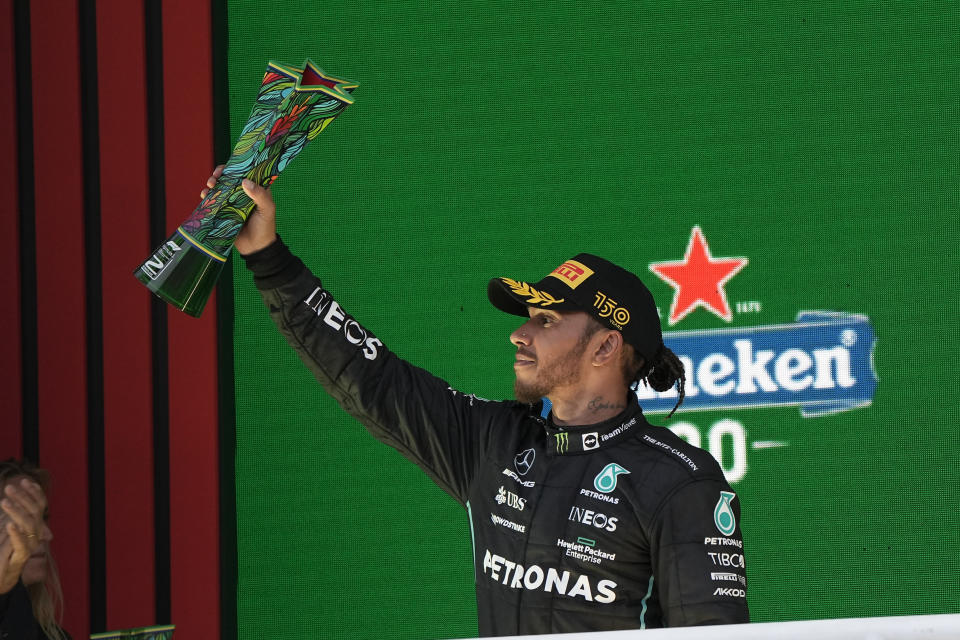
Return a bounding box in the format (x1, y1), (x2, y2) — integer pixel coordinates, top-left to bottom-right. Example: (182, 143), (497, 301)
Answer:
(514, 449), (536, 476)
(303, 287), (382, 360)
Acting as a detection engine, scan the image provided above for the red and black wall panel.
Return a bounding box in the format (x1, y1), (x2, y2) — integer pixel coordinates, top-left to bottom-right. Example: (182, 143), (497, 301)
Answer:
(4, 1), (234, 638)
(97, 0), (156, 631)
(0, 0), (23, 458)
(161, 1), (221, 638)
(30, 1), (92, 637)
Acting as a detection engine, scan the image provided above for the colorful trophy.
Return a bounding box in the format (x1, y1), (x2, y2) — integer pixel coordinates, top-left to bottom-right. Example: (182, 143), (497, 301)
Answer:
(134, 60), (357, 316)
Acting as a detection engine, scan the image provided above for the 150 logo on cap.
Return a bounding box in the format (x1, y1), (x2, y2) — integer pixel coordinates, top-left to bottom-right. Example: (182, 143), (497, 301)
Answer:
(550, 260), (595, 289)
(594, 291), (631, 328)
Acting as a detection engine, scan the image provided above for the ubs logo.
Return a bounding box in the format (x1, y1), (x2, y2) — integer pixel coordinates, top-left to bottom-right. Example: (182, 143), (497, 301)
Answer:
(514, 448), (535, 476)
(496, 486), (527, 511)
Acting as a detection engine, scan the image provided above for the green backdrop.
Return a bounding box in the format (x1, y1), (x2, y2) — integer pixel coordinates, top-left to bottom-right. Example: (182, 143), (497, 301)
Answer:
(229, 3), (960, 638)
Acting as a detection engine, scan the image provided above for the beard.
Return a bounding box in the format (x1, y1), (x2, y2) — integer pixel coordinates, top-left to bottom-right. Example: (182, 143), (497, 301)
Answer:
(514, 332), (592, 403)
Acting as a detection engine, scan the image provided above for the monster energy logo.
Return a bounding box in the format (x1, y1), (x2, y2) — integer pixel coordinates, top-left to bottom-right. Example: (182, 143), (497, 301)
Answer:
(554, 432), (569, 454)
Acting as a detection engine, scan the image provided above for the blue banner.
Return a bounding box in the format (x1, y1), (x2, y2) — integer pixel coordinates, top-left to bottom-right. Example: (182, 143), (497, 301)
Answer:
(636, 311), (877, 417)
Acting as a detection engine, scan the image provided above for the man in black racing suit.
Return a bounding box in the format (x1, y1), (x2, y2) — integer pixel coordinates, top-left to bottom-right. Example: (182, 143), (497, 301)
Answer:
(222, 171), (750, 635)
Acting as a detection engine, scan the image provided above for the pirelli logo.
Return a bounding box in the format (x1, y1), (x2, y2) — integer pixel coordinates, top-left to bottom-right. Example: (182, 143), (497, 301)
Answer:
(549, 260), (594, 289)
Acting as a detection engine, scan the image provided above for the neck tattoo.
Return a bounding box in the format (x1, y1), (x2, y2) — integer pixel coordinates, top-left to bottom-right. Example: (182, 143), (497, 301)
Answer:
(587, 396), (626, 413)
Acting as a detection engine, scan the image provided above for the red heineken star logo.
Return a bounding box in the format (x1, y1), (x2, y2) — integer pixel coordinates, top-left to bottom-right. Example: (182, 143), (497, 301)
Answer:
(649, 226), (748, 325)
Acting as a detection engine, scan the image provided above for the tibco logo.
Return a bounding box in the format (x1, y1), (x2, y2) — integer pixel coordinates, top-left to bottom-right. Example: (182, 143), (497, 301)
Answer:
(708, 552), (745, 569)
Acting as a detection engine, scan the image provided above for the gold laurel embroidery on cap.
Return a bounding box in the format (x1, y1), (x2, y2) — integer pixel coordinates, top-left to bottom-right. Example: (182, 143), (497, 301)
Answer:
(501, 278), (565, 306)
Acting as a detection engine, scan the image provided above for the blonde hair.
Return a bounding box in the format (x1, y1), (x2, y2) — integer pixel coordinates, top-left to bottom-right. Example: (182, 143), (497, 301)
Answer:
(0, 459), (67, 640)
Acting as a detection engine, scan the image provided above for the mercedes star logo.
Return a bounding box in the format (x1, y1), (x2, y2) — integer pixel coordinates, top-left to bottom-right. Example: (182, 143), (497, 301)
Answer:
(514, 448), (536, 476)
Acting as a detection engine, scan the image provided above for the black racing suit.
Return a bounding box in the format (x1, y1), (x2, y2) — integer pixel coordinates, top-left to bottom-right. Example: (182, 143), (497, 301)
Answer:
(245, 239), (750, 636)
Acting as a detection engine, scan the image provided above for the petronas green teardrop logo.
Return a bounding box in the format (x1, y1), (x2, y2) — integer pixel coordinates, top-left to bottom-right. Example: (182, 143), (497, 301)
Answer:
(594, 463), (630, 493)
(714, 491), (737, 536)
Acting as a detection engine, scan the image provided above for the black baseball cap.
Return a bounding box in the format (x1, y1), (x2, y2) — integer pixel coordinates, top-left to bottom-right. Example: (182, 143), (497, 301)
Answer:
(487, 253), (663, 362)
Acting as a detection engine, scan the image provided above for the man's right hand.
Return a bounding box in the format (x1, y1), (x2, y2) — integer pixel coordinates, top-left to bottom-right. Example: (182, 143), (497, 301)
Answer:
(201, 165), (278, 256)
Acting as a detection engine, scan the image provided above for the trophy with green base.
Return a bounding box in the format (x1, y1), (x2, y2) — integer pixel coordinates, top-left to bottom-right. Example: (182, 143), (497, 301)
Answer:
(134, 60), (357, 317)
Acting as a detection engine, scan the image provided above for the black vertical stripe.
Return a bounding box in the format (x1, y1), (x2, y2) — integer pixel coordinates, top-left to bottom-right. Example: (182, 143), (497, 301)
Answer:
(15, 0), (39, 464)
(211, 0), (237, 636)
(144, 0), (172, 625)
(78, 0), (106, 632)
